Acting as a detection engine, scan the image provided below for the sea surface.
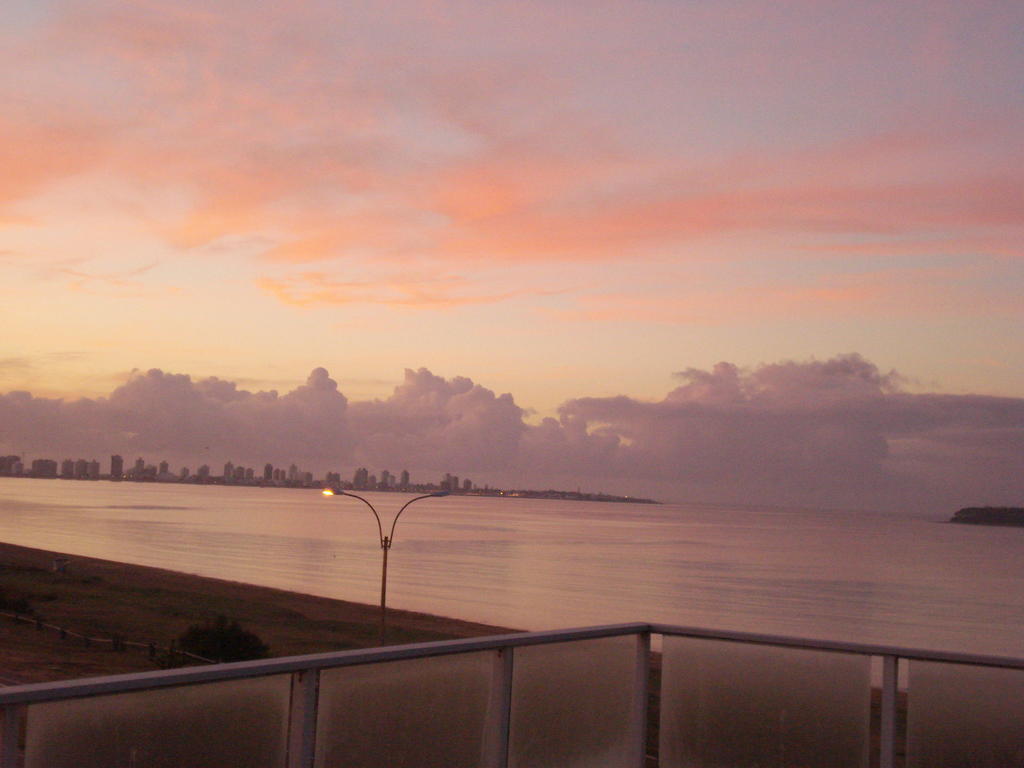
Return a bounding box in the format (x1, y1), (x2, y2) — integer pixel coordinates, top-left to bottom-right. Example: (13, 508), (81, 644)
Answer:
(1, 477), (1021, 657)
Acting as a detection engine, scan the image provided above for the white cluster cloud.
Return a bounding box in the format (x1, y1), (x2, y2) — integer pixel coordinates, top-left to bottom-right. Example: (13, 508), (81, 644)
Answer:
(348, 368), (525, 472)
(2, 355), (1022, 513)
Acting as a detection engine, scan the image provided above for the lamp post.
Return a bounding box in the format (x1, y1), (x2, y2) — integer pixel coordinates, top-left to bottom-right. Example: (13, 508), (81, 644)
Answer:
(321, 487), (449, 644)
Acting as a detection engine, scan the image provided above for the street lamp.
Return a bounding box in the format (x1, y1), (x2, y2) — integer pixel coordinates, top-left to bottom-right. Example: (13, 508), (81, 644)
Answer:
(321, 487), (449, 644)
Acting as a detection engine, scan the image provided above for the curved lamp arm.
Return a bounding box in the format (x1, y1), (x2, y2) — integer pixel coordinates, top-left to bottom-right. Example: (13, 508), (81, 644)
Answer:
(388, 491), (450, 542)
(322, 488), (385, 548)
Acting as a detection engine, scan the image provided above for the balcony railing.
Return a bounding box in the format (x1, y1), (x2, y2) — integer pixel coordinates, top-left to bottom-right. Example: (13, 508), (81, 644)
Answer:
(1, 621), (1021, 767)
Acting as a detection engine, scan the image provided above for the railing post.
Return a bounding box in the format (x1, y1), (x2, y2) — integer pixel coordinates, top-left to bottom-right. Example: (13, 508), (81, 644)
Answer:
(2, 704), (24, 768)
(880, 655), (899, 768)
(287, 669), (319, 768)
(631, 632), (651, 768)
(482, 647), (514, 768)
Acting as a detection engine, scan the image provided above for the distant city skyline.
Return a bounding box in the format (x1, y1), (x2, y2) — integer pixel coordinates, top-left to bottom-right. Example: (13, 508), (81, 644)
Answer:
(1, 450), (466, 492)
(1, 451), (658, 505)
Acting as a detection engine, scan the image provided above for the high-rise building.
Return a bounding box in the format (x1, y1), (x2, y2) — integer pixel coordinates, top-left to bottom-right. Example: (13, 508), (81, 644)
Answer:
(223, 462), (234, 481)
(399, 469), (410, 490)
(61, 459), (75, 478)
(180, 467), (190, 480)
(288, 464), (298, 482)
(0, 456), (21, 475)
(134, 457), (145, 475)
(74, 459), (88, 479)
(110, 455), (124, 480)
(462, 478), (472, 491)
(87, 460), (100, 479)
(158, 460), (169, 475)
(264, 463), (274, 481)
(30, 459), (58, 478)
(197, 464), (210, 480)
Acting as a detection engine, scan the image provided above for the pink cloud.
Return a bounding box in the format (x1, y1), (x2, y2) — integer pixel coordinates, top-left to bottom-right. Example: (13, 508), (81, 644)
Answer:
(3, 0), (1019, 275)
(2, 355), (1023, 512)
(432, 167), (1023, 263)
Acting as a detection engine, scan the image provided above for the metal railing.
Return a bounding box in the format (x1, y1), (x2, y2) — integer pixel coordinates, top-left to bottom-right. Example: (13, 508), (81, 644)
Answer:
(1, 621), (1021, 768)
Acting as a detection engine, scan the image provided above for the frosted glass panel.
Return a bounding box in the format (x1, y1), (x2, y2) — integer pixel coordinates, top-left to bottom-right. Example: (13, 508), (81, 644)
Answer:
(314, 651), (493, 768)
(25, 675), (291, 768)
(660, 636), (870, 768)
(907, 660), (1024, 767)
(509, 635), (637, 768)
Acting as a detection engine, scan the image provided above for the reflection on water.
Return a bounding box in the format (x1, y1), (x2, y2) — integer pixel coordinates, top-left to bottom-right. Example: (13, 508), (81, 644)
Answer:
(100, 505), (194, 510)
(0, 477), (1022, 655)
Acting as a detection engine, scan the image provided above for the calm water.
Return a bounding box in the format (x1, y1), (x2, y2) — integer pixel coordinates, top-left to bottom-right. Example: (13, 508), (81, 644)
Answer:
(1, 478), (1022, 656)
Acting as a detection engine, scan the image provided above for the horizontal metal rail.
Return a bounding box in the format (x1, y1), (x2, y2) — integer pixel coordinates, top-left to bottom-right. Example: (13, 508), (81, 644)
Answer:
(649, 622), (1024, 670)
(0, 622), (648, 705)
(2, 620), (1021, 707)
(2, 621), (1022, 768)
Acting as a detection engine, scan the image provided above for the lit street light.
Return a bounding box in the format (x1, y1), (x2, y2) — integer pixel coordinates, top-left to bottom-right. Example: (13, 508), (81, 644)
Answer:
(321, 487), (449, 644)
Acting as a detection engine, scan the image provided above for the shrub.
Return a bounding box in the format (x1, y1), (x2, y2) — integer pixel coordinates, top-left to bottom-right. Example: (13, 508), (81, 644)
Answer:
(0, 591), (32, 614)
(178, 615), (269, 662)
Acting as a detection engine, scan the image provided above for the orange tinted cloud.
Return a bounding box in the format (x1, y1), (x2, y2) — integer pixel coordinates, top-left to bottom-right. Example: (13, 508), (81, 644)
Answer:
(3, 0), (1021, 271)
(257, 272), (517, 309)
(0, 110), (109, 204)
(557, 263), (1022, 326)
(55, 262), (171, 296)
(432, 139), (1024, 262)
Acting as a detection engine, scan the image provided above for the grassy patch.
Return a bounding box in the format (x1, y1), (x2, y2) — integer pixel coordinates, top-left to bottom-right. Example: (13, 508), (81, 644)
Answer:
(0, 541), (513, 683)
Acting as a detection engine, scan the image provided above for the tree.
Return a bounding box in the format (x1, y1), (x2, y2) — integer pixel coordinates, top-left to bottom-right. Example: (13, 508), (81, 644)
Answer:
(178, 615), (269, 662)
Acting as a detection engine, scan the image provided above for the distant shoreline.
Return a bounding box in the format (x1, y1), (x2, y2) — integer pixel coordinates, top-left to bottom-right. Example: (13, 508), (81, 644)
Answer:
(0, 473), (659, 505)
(949, 507), (1024, 528)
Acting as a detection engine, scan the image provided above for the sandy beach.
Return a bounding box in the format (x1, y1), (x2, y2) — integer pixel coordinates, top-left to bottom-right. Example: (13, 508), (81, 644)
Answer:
(0, 540), (513, 684)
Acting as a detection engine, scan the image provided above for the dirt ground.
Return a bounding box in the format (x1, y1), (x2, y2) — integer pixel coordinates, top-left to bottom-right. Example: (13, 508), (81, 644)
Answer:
(0, 540), (513, 684)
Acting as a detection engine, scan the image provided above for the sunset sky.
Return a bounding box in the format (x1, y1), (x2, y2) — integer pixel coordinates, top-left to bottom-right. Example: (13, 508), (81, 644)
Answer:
(2, 1), (1022, 508)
